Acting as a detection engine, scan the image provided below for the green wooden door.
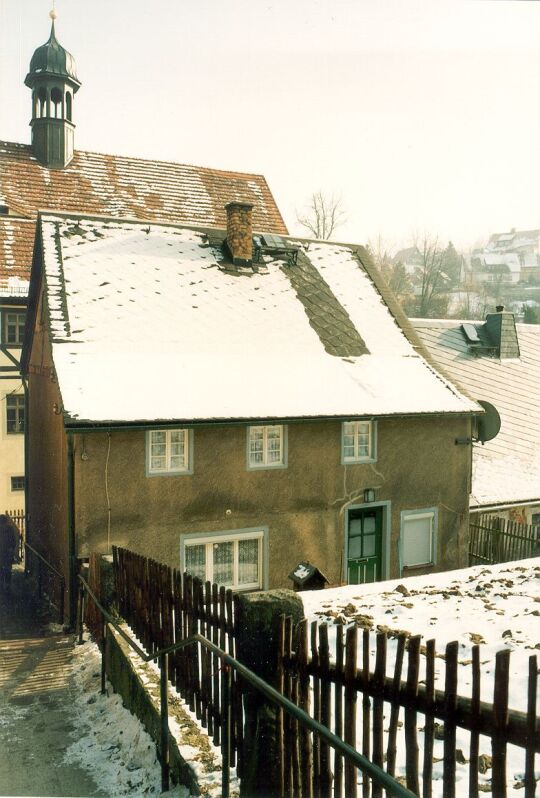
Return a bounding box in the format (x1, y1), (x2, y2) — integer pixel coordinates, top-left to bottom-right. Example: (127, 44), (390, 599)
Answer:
(347, 507), (383, 584)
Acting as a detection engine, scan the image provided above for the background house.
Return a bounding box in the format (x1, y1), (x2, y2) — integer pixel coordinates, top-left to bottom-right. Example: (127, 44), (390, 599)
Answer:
(0, 220), (32, 510)
(23, 206), (480, 622)
(0, 20), (287, 516)
(413, 311), (540, 527)
(468, 229), (540, 287)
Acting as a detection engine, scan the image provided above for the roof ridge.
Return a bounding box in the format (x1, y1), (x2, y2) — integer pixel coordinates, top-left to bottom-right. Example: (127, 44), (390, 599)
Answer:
(0, 139), (270, 181)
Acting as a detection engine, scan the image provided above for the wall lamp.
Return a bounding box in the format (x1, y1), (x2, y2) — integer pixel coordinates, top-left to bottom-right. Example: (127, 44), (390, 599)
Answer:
(364, 488), (375, 503)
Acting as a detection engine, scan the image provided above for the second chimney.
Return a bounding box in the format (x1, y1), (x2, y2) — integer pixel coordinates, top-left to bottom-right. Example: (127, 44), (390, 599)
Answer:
(225, 202), (253, 266)
(485, 307), (520, 359)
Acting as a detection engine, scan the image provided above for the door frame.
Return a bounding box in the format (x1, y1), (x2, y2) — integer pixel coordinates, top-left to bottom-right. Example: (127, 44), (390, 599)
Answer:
(343, 501), (391, 583)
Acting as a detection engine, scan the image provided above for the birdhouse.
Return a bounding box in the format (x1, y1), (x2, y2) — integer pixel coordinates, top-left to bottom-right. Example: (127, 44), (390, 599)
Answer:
(288, 561), (329, 592)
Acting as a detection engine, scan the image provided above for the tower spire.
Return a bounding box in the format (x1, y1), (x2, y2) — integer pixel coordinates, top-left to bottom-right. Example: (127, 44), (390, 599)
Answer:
(24, 11), (81, 169)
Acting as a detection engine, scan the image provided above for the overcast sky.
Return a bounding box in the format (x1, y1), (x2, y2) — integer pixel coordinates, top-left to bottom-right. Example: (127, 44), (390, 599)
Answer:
(1, 0), (539, 250)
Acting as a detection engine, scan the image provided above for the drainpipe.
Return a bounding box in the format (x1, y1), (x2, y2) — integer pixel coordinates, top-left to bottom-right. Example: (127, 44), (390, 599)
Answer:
(67, 433), (77, 628)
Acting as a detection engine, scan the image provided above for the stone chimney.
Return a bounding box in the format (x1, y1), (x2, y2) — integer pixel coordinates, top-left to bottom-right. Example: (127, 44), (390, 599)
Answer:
(225, 202), (253, 266)
(485, 306), (520, 359)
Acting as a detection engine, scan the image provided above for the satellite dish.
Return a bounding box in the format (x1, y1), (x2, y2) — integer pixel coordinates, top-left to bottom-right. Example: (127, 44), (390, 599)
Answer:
(475, 400), (501, 444)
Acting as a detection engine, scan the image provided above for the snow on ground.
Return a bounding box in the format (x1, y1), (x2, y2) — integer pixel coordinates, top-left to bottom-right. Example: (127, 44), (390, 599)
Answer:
(67, 639), (190, 797)
(300, 558), (540, 795)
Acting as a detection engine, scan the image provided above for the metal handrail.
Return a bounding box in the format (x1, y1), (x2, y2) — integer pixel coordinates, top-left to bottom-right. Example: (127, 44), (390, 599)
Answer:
(77, 575), (415, 798)
(25, 541), (65, 582)
(25, 541), (65, 623)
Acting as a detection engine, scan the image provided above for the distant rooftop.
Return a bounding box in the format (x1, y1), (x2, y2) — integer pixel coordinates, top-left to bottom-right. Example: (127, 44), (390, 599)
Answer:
(413, 317), (540, 508)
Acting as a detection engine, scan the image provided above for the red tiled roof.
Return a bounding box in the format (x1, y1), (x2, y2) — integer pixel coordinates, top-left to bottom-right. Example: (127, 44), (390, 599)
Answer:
(0, 140), (288, 282)
(0, 217), (35, 285)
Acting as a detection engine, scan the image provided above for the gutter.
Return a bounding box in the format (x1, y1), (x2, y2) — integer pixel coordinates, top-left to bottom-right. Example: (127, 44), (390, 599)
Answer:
(63, 409), (479, 434)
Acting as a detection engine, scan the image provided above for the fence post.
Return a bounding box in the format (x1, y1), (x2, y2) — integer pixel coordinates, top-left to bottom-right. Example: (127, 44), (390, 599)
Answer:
(159, 653), (170, 793)
(59, 580), (65, 627)
(101, 618), (107, 695)
(77, 582), (85, 645)
(235, 589), (304, 798)
(222, 663), (232, 798)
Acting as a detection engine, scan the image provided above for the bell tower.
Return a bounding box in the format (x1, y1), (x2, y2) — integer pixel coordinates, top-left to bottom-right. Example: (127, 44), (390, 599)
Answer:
(24, 9), (81, 169)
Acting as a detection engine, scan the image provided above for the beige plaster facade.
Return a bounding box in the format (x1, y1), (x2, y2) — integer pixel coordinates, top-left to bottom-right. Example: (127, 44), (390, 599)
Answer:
(0, 298), (26, 513)
(68, 414), (472, 589)
(0, 375), (25, 512)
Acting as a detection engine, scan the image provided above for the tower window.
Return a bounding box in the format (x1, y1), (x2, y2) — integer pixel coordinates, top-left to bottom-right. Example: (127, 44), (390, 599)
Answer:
(37, 88), (47, 118)
(66, 92), (72, 121)
(51, 87), (63, 119)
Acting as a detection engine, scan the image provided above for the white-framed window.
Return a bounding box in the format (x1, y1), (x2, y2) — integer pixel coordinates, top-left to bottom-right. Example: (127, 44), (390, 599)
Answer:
(341, 420), (376, 463)
(247, 424), (287, 469)
(146, 429), (192, 476)
(2, 310), (26, 346)
(6, 394), (25, 434)
(400, 509), (437, 570)
(182, 528), (266, 591)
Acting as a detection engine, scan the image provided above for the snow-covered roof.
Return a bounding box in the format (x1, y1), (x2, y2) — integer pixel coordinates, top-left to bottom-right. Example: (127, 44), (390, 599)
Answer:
(482, 252), (520, 274)
(414, 318), (540, 507)
(34, 213), (479, 425)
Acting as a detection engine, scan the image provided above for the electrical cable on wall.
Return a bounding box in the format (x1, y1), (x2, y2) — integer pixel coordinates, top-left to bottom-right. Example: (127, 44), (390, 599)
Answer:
(105, 432), (112, 553)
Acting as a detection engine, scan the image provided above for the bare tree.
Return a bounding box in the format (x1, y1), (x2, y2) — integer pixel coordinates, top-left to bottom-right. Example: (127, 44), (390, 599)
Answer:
(368, 235), (413, 300)
(296, 191), (345, 240)
(408, 233), (462, 317)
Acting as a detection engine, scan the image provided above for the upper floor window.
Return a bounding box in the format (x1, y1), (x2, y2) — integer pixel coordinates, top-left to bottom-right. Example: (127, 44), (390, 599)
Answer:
(3, 311), (26, 346)
(342, 420), (376, 463)
(146, 429), (192, 475)
(6, 395), (24, 434)
(247, 425), (287, 469)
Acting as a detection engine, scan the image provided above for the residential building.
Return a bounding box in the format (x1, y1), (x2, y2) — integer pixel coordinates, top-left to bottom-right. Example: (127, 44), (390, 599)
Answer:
(469, 229), (540, 286)
(23, 206), (480, 622)
(0, 239), (30, 510)
(413, 311), (540, 526)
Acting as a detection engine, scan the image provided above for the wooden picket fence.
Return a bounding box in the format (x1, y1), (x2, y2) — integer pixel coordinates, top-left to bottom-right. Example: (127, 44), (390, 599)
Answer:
(469, 514), (539, 566)
(279, 618), (539, 798)
(112, 546), (245, 772)
(112, 546), (538, 796)
(4, 508), (25, 561)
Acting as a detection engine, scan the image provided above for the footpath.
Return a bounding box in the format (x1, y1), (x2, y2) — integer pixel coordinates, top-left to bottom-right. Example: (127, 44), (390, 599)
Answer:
(0, 569), (105, 798)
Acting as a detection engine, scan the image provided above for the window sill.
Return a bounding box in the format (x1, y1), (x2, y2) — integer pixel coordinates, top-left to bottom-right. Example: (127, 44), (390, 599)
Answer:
(247, 463), (287, 471)
(401, 562), (435, 574)
(147, 470), (193, 477)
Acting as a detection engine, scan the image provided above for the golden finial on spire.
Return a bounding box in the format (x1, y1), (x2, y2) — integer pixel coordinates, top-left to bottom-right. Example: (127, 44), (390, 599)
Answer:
(49, 0), (57, 21)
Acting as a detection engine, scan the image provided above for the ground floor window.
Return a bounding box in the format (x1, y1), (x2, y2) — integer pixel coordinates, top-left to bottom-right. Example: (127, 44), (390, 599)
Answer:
(182, 528), (265, 591)
(10, 476), (24, 491)
(400, 508), (437, 570)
